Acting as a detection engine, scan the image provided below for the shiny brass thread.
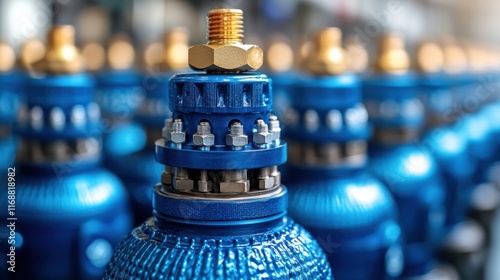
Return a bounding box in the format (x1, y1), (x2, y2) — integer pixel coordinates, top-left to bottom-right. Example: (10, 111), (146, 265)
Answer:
(207, 9), (244, 45)
(188, 8), (263, 73)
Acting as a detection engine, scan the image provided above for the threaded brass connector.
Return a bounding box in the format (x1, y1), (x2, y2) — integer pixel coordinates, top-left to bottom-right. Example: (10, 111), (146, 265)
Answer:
(159, 28), (189, 71)
(0, 42), (15, 72)
(33, 25), (84, 74)
(303, 28), (349, 75)
(415, 41), (444, 73)
(189, 9), (263, 73)
(373, 33), (410, 74)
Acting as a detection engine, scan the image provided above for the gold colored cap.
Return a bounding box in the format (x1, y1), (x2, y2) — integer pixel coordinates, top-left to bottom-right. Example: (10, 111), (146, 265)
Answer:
(107, 36), (135, 70)
(19, 39), (46, 71)
(81, 42), (105, 72)
(33, 25), (84, 74)
(159, 28), (189, 71)
(415, 41), (444, 73)
(441, 38), (467, 74)
(266, 34), (294, 73)
(0, 42), (16, 72)
(303, 27), (349, 75)
(373, 33), (410, 74)
(345, 36), (368, 73)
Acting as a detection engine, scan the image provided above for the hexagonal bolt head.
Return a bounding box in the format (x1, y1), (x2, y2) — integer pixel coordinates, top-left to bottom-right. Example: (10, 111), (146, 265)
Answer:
(175, 179), (194, 191)
(258, 177), (275, 190)
(220, 181), (250, 193)
(189, 44), (264, 72)
(193, 134), (215, 146)
(226, 134), (248, 147)
(161, 171), (172, 185)
(168, 131), (186, 144)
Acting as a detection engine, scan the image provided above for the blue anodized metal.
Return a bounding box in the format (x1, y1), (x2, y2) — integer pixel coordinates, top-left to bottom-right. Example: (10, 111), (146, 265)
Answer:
(283, 74), (403, 280)
(364, 73), (447, 277)
(418, 73), (475, 228)
(104, 72), (333, 279)
(95, 69), (146, 160)
(0, 73), (133, 280)
(111, 71), (170, 223)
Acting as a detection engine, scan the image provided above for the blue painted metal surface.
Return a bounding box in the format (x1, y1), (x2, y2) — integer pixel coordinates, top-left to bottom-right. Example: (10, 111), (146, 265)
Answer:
(283, 74), (403, 280)
(95, 70), (146, 158)
(0, 73), (132, 280)
(104, 72), (332, 279)
(364, 73), (447, 277)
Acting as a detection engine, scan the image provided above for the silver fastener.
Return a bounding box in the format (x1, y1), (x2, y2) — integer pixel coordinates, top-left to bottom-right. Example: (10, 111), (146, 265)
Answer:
(226, 122), (248, 148)
(193, 122), (215, 150)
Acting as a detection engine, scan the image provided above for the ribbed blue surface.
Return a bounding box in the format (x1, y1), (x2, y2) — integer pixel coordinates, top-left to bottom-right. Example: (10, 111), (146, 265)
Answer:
(104, 216), (333, 279)
(368, 143), (446, 276)
(0, 168), (132, 279)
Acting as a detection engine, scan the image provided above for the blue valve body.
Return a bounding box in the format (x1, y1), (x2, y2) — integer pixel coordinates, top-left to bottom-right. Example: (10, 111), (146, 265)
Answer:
(283, 74), (403, 280)
(1, 74), (132, 279)
(95, 70), (146, 159)
(363, 74), (447, 277)
(418, 73), (475, 227)
(105, 73), (333, 279)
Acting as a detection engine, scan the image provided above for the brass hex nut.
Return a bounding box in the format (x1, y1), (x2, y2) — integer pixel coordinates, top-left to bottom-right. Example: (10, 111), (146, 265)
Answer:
(189, 44), (264, 72)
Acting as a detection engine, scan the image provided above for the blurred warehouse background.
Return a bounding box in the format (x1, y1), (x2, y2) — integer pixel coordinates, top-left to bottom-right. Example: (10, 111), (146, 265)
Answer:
(1, 0), (500, 59)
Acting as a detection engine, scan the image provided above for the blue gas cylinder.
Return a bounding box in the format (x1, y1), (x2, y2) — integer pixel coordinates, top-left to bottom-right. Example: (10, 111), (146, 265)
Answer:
(95, 69), (146, 159)
(105, 71), (332, 279)
(283, 73), (403, 280)
(0, 26), (133, 280)
(418, 72), (475, 228)
(364, 72), (447, 277)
